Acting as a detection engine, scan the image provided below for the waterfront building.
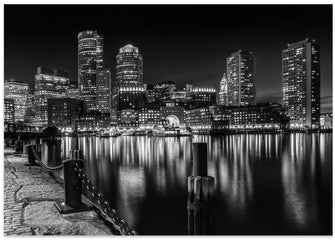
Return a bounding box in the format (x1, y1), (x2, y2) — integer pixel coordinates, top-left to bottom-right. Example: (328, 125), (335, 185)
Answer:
(187, 86), (216, 108)
(4, 80), (29, 122)
(78, 30), (103, 111)
(97, 69), (111, 113)
(185, 103), (288, 132)
(219, 73), (229, 105)
(47, 98), (85, 131)
(139, 107), (161, 129)
(228, 103), (289, 130)
(77, 111), (110, 131)
(320, 111), (332, 129)
(160, 102), (185, 129)
(117, 85), (146, 111)
(116, 44), (143, 86)
(4, 98), (15, 124)
(282, 39), (320, 129)
(34, 67), (70, 127)
(227, 50), (255, 106)
(118, 109), (139, 129)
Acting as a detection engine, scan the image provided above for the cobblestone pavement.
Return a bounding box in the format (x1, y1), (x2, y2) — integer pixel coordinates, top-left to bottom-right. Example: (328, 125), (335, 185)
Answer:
(4, 149), (113, 236)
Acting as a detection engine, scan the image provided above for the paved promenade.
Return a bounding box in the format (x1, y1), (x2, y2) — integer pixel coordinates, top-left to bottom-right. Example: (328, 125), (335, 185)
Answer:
(4, 149), (113, 235)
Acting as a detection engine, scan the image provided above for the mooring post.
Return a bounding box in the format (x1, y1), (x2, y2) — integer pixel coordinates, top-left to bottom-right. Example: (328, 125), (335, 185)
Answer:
(25, 145), (38, 166)
(55, 159), (92, 214)
(15, 136), (23, 154)
(187, 142), (215, 235)
(41, 127), (62, 168)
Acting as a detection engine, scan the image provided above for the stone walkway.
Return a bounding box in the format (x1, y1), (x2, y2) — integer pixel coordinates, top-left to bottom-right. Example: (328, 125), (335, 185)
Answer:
(4, 149), (114, 235)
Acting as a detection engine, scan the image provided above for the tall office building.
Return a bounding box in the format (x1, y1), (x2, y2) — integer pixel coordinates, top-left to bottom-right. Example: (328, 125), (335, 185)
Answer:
(78, 30), (103, 111)
(116, 44), (143, 86)
(282, 39), (320, 128)
(4, 80), (29, 122)
(97, 69), (111, 113)
(219, 73), (228, 105)
(114, 44), (145, 114)
(34, 67), (70, 127)
(226, 50), (255, 106)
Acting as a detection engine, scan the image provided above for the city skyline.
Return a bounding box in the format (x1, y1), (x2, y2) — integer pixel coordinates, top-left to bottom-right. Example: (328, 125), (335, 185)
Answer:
(4, 5), (332, 111)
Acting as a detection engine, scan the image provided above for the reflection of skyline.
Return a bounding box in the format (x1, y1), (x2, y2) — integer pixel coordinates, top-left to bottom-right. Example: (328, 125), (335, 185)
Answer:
(61, 134), (331, 234)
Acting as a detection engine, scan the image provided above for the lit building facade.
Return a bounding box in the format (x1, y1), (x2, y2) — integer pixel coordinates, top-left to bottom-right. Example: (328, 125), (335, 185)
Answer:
(66, 83), (79, 99)
(185, 103), (289, 133)
(78, 30), (103, 111)
(282, 39), (320, 129)
(227, 50), (255, 106)
(4, 80), (29, 122)
(117, 86), (146, 111)
(47, 98), (85, 130)
(34, 67), (70, 127)
(4, 98), (15, 124)
(116, 44), (143, 86)
(188, 86), (216, 108)
(118, 109), (139, 128)
(320, 111), (332, 129)
(77, 111), (110, 131)
(219, 73), (229, 105)
(97, 69), (111, 113)
(139, 107), (161, 129)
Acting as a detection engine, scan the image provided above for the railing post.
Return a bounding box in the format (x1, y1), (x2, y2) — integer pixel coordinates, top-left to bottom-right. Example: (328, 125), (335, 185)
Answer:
(54, 159), (92, 214)
(187, 142), (215, 235)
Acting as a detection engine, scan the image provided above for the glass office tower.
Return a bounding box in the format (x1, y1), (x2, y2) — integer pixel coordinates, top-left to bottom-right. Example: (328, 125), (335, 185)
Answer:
(78, 30), (103, 111)
(227, 50), (255, 106)
(282, 39), (320, 129)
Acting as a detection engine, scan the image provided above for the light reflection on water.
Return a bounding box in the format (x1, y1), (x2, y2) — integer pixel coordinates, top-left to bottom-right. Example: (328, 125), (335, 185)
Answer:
(61, 133), (332, 235)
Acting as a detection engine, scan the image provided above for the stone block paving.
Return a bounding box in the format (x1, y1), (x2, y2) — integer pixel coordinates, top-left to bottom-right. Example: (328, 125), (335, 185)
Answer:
(4, 149), (113, 236)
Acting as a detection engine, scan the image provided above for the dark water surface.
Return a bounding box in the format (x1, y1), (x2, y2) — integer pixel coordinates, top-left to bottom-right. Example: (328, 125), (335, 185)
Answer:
(62, 133), (332, 235)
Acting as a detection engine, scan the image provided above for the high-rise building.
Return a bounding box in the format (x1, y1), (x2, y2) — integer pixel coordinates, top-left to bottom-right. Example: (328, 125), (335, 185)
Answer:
(114, 44), (145, 115)
(97, 69), (111, 113)
(4, 80), (29, 122)
(116, 44), (143, 86)
(282, 39), (320, 129)
(227, 50), (255, 106)
(219, 73), (228, 105)
(78, 30), (103, 111)
(34, 67), (70, 127)
(4, 98), (15, 123)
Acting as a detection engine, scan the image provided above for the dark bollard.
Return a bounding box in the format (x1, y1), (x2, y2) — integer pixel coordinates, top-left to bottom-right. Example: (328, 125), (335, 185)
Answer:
(55, 159), (92, 214)
(24, 145), (38, 166)
(192, 143), (208, 177)
(15, 140), (23, 154)
(187, 142), (215, 235)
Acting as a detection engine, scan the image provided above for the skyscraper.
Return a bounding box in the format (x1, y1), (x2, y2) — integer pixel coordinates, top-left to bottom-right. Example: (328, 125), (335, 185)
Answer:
(114, 44), (145, 113)
(226, 50), (255, 106)
(78, 30), (103, 111)
(219, 73), (228, 105)
(4, 80), (29, 122)
(34, 67), (70, 127)
(97, 69), (111, 113)
(282, 39), (320, 129)
(116, 44), (143, 86)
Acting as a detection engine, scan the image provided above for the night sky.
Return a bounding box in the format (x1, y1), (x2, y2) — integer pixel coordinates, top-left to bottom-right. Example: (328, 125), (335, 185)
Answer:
(4, 5), (333, 110)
